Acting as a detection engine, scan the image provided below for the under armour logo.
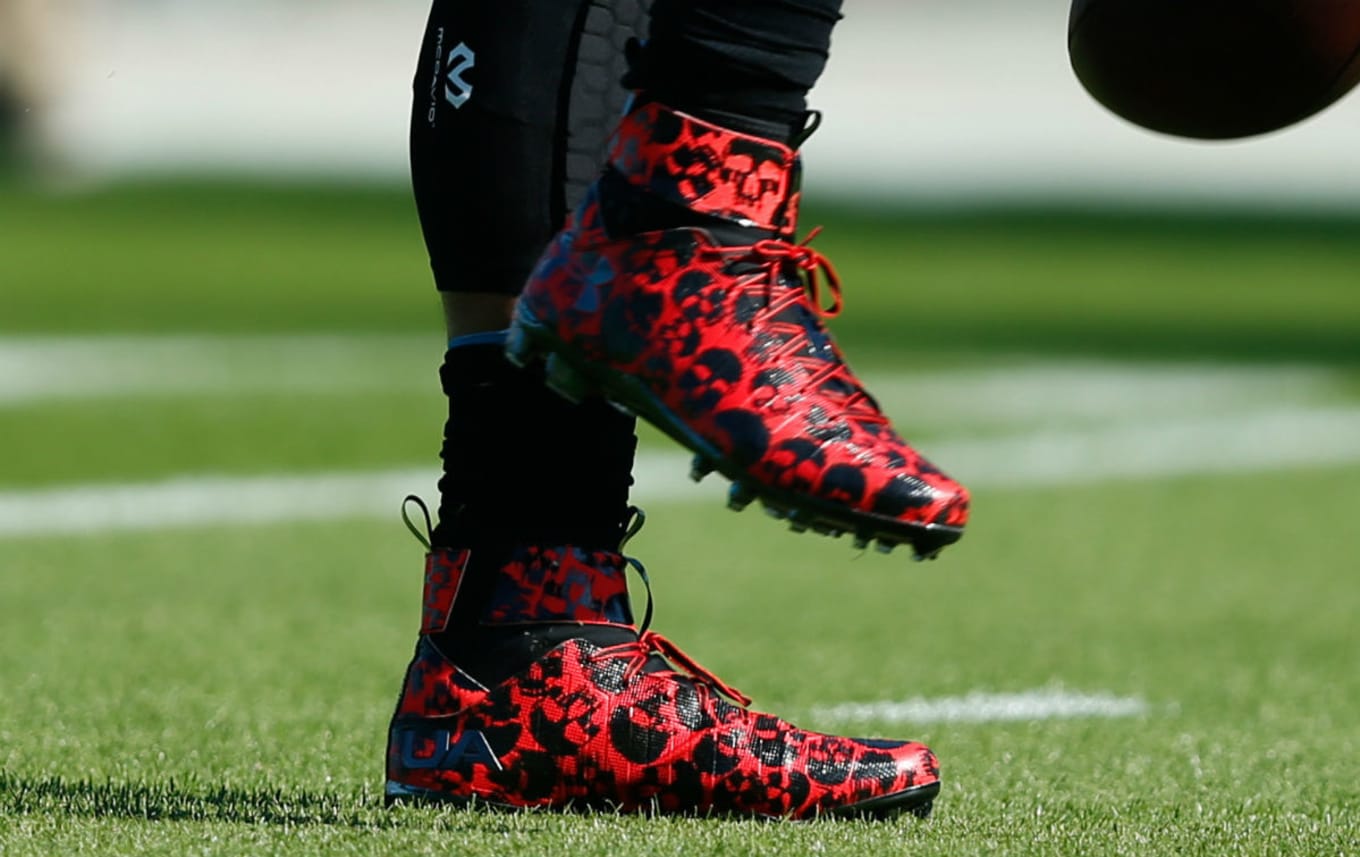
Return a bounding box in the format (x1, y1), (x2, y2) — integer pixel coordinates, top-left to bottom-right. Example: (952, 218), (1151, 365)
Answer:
(444, 42), (475, 109)
(398, 728), (502, 772)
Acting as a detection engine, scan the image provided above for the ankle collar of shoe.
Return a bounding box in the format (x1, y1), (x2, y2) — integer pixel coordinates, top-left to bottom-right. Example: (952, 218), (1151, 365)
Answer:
(421, 544), (633, 635)
(608, 101), (801, 235)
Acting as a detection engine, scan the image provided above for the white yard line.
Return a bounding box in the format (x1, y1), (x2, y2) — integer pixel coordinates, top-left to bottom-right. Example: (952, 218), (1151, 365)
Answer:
(862, 363), (1340, 426)
(0, 469), (438, 538)
(0, 335), (1342, 422)
(0, 335), (438, 402)
(3, 404), (1360, 538)
(810, 688), (1150, 725)
(4, 335), (1359, 538)
(934, 405), (1360, 487)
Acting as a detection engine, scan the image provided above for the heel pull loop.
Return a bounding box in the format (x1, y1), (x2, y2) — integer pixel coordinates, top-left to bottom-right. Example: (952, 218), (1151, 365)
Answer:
(620, 505), (654, 631)
(625, 556), (655, 634)
(791, 109), (823, 148)
(619, 505), (647, 552)
(401, 495), (434, 551)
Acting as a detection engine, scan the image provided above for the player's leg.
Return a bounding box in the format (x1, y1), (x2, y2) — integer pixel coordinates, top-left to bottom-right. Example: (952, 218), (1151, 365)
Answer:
(387, 0), (940, 819)
(408, 0), (642, 553)
(392, 0), (648, 793)
(511, 0), (971, 560)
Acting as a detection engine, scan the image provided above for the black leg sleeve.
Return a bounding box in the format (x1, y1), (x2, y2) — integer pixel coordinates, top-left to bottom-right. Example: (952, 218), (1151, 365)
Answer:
(629, 0), (843, 139)
(411, 0), (649, 295)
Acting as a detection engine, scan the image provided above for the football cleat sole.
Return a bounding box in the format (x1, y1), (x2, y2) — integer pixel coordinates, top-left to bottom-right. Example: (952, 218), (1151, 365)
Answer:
(384, 778), (940, 821)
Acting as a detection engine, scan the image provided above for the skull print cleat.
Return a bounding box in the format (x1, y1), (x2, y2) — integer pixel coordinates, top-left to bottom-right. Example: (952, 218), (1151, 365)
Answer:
(511, 102), (969, 558)
(386, 540), (943, 819)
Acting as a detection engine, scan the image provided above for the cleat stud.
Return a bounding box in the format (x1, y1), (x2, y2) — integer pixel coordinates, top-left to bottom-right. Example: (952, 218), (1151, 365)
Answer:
(763, 505), (787, 520)
(543, 354), (589, 403)
(853, 534), (871, 551)
(689, 456), (715, 483)
(727, 483), (755, 512)
(789, 521), (809, 534)
(875, 540), (896, 555)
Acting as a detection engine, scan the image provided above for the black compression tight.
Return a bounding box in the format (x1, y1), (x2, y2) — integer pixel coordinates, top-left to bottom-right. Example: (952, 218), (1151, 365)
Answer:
(410, 0), (648, 296)
(410, 0), (843, 296)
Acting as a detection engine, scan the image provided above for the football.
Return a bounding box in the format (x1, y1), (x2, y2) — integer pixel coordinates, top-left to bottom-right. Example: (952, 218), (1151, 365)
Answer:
(1069, 0), (1360, 139)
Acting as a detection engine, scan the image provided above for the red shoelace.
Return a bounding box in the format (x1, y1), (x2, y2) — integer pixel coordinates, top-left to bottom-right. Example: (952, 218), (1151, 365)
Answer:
(712, 229), (884, 424)
(593, 629), (753, 708)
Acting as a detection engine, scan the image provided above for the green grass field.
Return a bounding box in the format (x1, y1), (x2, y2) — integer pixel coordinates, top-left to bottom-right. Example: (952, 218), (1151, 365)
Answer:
(2, 182), (1358, 855)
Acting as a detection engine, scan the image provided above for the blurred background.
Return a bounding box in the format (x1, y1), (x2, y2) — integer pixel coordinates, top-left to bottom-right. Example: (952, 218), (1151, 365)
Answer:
(7, 0), (1360, 201)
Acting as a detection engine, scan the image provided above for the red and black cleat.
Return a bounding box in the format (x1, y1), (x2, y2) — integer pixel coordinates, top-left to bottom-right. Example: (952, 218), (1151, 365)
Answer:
(385, 546), (941, 819)
(508, 102), (969, 559)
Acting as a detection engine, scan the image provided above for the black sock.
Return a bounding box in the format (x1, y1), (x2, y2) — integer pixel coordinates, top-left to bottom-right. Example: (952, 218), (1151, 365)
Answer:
(628, 0), (844, 142)
(434, 338), (637, 551)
